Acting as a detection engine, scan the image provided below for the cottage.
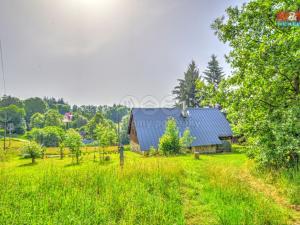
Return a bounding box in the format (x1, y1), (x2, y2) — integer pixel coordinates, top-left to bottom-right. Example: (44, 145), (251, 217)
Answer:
(128, 107), (233, 153)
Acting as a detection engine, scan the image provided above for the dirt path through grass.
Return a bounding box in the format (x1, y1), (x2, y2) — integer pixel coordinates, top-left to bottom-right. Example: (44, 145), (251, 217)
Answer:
(180, 154), (295, 225)
(238, 168), (300, 225)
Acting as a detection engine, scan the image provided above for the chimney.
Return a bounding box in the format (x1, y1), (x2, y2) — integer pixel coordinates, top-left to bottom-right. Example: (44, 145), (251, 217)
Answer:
(181, 101), (188, 118)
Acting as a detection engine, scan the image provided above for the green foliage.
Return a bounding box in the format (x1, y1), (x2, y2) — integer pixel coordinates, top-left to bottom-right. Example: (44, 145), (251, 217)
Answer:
(158, 118), (181, 155)
(24, 97), (47, 123)
(196, 78), (221, 107)
(173, 60), (200, 107)
(77, 105), (97, 120)
(43, 97), (68, 111)
(149, 146), (161, 156)
(56, 104), (71, 115)
(26, 128), (44, 144)
(96, 122), (117, 147)
(101, 104), (129, 123)
(64, 129), (82, 164)
(70, 113), (88, 129)
(30, 113), (45, 129)
(0, 95), (24, 108)
(0, 105), (26, 134)
(22, 141), (42, 163)
(0, 129), (4, 137)
(26, 126), (64, 147)
(180, 128), (195, 150)
(212, 0), (300, 169)
(120, 114), (130, 145)
(42, 126), (65, 147)
(84, 112), (105, 139)
(44, 109), (63, 127)
(203, 54), (224, 86)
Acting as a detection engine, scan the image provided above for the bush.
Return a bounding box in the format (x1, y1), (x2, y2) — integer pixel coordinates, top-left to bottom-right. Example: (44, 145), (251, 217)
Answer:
(42, 126), (64, 147)
(26, 126), (65, 147)
(22, 141), (42, 163)
(180, 128), (195, 152)
(149, 146), (160, 156)
(158, 118), (181, 155)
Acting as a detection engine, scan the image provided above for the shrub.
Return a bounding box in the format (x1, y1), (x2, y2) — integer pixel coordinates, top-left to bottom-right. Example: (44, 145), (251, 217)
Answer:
(180, 128), (195, 152)
(149, 146), (159, 156)
(42, 126), (64, 147)
(26, 126), (65, 147)
(158, 118), (181, 155)
(26, 128), (45, 144)
(22, 141), (42, 163)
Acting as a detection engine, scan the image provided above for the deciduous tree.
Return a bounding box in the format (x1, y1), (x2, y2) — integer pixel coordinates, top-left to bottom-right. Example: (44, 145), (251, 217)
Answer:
(64, 129), (82, 164)
(44, 109), (63, 127)
(30, 113), (45, 129)
(0, 105), (26, 134)
(212, 1), (300, 168)
(0, 95), (24, 108)
(22, 141), (42, 164)
(24, 97), (47, 123)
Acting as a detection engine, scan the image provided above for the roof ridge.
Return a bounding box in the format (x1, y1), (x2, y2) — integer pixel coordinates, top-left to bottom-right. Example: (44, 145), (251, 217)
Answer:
(132, 107), (218, 110)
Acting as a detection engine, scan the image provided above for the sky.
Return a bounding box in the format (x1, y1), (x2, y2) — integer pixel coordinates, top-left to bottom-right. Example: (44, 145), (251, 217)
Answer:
(0, 0), (244, 107)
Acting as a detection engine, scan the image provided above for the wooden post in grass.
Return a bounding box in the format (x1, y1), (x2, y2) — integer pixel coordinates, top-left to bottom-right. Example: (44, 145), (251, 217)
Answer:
(119, 145), (124, 168)
(194, 151), (200, 160)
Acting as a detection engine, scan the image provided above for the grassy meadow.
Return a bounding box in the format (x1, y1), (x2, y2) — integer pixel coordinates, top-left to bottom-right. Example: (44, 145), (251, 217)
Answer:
(0, 140), (299, 225)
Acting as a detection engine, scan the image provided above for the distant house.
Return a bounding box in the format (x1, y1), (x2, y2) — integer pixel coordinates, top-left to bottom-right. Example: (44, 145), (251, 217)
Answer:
(128, 107), (233, 153)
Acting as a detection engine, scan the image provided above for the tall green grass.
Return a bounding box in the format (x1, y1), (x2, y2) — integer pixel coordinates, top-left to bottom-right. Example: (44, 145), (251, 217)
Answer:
(0, 148), (297, 225)
(181, 154), (291, 225)
(0, 156), (184, 225)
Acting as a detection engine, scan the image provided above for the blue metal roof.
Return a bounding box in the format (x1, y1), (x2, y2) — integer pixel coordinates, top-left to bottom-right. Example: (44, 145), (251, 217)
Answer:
(130, 108), (232, 151)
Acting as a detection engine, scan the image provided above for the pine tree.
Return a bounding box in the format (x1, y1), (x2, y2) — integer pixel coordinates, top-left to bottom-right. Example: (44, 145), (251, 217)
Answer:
(172, 60), (200, 107)
(203, 54), (224, 88)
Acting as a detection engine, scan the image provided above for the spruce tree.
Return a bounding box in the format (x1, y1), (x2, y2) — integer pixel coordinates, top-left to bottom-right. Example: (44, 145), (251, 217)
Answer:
(203, 54), (224, 88)
(172, 60), (200, 107)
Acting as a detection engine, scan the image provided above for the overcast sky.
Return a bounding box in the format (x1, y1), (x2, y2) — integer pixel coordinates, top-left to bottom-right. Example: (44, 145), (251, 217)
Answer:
(0, 0), (244, 107)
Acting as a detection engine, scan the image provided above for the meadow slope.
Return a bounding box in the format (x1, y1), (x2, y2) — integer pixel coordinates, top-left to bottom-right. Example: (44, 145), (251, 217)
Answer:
(0, 144), (299, 225)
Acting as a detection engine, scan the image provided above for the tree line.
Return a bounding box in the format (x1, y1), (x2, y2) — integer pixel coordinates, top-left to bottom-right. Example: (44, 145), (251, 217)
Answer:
(0, 96), (130, 147)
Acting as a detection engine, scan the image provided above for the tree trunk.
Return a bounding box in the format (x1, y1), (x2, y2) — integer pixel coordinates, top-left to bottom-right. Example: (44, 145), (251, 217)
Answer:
(76, 152), (79, 164)
(32, 156), (35, 164)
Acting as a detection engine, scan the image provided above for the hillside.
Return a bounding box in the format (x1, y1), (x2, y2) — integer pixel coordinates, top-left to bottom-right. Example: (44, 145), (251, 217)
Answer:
(0, 144), (299, 225)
